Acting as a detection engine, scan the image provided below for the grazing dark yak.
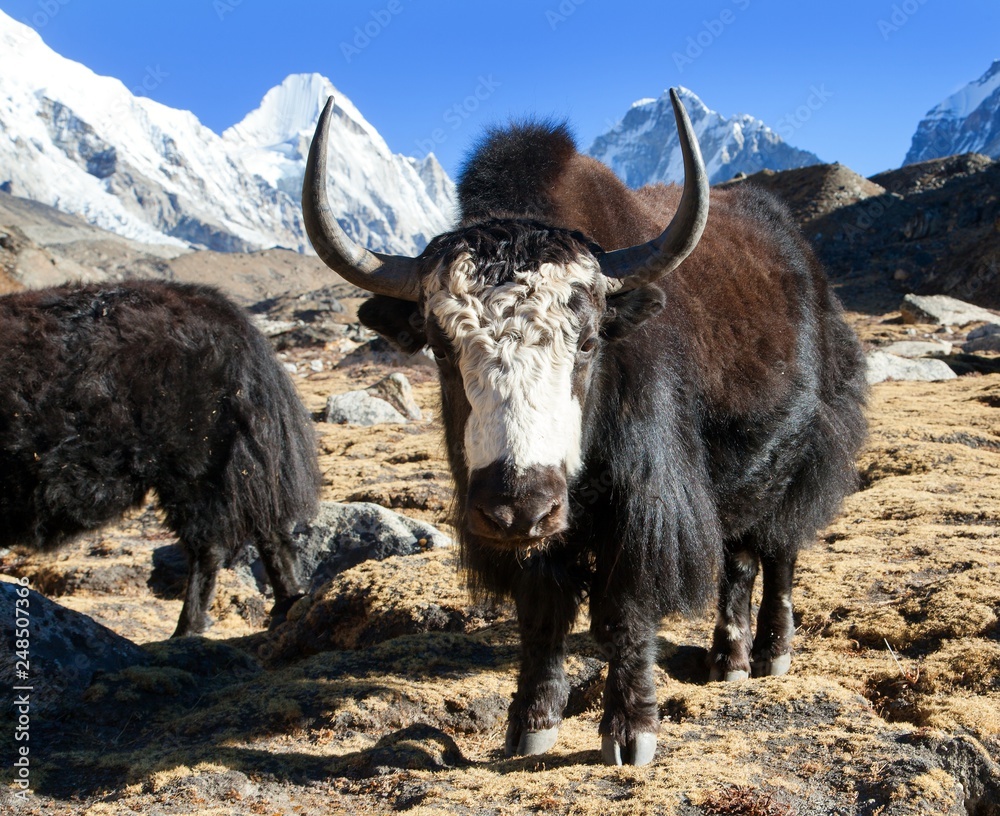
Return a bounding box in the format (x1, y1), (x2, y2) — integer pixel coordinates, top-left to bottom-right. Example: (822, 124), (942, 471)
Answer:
(302, 91), (866, 765)
(0, 280), (320, 637)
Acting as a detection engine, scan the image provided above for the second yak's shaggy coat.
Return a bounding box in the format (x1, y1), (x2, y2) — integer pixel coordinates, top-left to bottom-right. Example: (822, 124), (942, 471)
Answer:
(0, 280), (320, 636)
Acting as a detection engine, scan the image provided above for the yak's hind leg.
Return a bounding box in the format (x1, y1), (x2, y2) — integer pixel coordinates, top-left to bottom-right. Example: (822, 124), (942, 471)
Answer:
(172, 541), (222, 637)
(257, 530), (304, 628)
(709, 537), (797, 680)
(709, 541), (758, 682)
(505, 561), (581, 758)
(750, 549), (796, 677)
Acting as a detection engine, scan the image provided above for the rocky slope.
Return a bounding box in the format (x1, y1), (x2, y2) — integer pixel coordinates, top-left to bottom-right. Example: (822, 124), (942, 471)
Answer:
(905, 60), (1000, 165)
(721, 153), (1000, 314)
(588, 87), (822, 187)
(0, 188), (369, 305)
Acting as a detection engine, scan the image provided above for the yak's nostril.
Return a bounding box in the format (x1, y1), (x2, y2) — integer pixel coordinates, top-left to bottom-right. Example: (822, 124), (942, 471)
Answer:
(477, 504), (514, 534)
(531, 500), (561, 532)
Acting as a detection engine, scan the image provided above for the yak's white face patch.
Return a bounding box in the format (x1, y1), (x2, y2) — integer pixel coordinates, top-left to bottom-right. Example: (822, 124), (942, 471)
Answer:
(424, 253), (606, 476)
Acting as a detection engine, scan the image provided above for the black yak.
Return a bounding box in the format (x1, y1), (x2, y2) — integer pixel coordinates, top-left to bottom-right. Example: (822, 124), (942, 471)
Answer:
(0, 280), (320, 637)
(301, 91), (867, 765)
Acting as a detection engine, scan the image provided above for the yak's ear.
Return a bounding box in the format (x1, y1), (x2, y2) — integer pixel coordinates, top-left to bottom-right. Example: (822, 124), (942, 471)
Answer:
(358, 295), (426, 353)
(601, 285), (666, 341)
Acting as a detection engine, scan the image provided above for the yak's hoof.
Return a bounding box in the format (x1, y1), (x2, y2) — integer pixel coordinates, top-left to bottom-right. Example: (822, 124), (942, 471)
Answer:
(171, 617), (212, 638)
(751, 652), (791, 678)
(709, 664), (750, 682)
(601, 732), (657, 766)
(504, 724), (559, 757)
(268, 594), (304, 629)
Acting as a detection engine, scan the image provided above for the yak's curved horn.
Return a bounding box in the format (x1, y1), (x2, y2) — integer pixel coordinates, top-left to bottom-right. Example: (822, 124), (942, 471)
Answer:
(598, 88), (709, 290)
(302, 97), (422, 302)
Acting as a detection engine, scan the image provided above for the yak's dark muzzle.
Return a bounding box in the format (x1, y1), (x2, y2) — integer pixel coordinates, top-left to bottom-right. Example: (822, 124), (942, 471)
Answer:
(467, 462), (568, 544)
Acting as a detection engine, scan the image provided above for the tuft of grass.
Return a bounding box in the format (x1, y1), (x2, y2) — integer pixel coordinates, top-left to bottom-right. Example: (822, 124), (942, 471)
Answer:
(701, 784), (796, 816)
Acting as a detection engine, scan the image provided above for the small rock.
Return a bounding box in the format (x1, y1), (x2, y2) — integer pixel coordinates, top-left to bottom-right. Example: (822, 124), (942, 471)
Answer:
(964, 323), (1000, 353)
(344, 723), (467, 777)
(882, 340), (952, 358)
(324, 390), (407, 426)
(0, 580), (149, 714)
(200, 502), (452, 597)
(339, 337), (437, 369)
(866, 350), (957, 384)
(251, 316), (301, 337)
(366, 372), (422, 421)
(258, 549), (495, 660)
(900, 294), (999, 327)
(290, 501), (451, 592)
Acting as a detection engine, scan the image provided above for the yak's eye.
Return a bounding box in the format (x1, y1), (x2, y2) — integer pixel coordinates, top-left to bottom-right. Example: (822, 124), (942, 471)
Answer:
(579, 335), (598, 354)
(429, 340), (451, 361)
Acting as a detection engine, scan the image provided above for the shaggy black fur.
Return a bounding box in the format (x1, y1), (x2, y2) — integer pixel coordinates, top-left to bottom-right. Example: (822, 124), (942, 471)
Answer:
(0, 280), (320, 636)
(458, 122), (578, 224)
(359, 122), (867, 762)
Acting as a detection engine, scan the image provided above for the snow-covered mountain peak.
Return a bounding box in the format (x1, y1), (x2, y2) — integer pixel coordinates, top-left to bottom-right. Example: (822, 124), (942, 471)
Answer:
(673, 86), (710, 114)
(222, 74), (457, 254)
(588, 87), (822, 187)
(223, 73), (384, 153)
(904, 60), (1000, 165)
(927, 60), (1000, 122)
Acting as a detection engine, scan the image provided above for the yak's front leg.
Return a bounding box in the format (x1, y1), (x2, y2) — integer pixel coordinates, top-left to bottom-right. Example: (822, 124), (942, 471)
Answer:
(591, 603), (659, 766)
(506, 563), (581, 757)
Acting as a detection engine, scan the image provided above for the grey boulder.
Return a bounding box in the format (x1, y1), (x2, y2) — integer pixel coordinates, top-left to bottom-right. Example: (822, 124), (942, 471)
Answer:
(865, 350), (957, 384)
(0, 580), (148, 714)
(900, 294), (999, 327)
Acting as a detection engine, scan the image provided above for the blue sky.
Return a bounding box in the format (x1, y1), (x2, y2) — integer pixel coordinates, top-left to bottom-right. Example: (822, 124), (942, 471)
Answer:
(3, 0), (997, 178)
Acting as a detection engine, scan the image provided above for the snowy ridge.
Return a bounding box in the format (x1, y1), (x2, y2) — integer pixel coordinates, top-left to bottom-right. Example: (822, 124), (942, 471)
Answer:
(0, 12), (455, 254)
(588, 87), (822, 187)
(904, 61), (1000, 165)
